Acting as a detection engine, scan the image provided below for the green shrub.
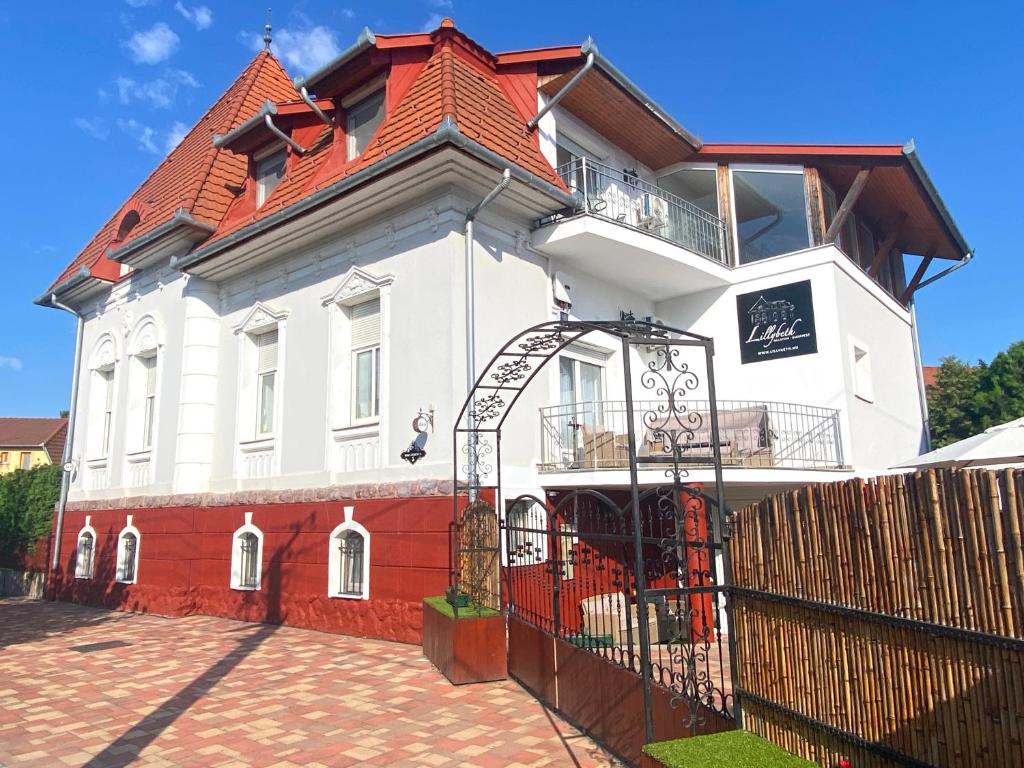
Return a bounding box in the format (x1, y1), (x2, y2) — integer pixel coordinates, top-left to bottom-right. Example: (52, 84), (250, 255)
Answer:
(0, 464), (61, 557)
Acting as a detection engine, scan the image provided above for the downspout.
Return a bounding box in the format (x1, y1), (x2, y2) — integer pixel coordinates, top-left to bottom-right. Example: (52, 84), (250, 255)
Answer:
(264, 114), (306, 155)
(48, 295), (85, 576)
(464, 169), (512, 500)
(526, 47), (595, 131)
(909, 300), (932, 453)
(298, 86), (334, 127)
(914, 251), (973, 291)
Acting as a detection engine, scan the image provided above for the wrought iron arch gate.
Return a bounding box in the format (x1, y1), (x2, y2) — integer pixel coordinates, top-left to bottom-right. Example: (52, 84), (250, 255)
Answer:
(450, 319), (739, 745)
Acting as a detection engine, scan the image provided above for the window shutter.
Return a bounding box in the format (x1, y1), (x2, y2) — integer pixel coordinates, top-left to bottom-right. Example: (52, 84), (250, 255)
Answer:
(350, 299), (381, 350)
(257, 329), (279, 370)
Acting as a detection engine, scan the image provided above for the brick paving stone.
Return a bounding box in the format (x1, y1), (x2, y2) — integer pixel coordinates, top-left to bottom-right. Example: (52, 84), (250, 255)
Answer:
(0, 598), (623, 767)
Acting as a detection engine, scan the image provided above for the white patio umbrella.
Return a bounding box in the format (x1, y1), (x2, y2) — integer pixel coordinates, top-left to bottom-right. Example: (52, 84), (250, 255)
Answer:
(895, 416), (1024, 469)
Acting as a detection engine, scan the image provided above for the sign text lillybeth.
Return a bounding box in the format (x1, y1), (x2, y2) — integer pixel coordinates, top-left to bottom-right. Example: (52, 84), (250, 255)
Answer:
(736, 280), (817, 364)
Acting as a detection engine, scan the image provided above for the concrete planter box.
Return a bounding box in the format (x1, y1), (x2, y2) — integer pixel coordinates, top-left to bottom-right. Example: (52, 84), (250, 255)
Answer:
(421, 596), (507, 685)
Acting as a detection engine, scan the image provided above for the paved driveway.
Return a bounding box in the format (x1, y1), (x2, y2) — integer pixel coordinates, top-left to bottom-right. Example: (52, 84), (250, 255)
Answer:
(0, 599), (620, 767)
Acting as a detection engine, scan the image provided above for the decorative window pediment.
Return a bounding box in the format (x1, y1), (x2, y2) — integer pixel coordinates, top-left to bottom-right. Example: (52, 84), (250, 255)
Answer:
(234, 301), (289, 335)
(322, 266), (394, 307)
(90, 333), (119, 371)
(128, 315), (162, 356)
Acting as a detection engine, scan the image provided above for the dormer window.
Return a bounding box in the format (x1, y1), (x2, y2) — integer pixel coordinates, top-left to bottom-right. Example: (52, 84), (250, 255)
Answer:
(255, 147), (287, 207)
(346, 89), (385, 160)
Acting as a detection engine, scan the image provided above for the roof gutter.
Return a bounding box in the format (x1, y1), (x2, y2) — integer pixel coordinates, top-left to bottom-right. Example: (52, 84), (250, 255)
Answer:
(526, 46), (594, 131)
(174, 117), (576, 271)
(213, 99), (277, 149)
(295, 27), (377, 94)
(33, 266), (92, 307)
(106, 208), (215, 263)
(903, 139), (973, 260)
(46, 294), (85, 579)
(580, 39), (702, 150)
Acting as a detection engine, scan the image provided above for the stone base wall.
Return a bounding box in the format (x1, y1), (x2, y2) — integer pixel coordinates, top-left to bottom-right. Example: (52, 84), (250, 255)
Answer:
(51, 491), (460, 644)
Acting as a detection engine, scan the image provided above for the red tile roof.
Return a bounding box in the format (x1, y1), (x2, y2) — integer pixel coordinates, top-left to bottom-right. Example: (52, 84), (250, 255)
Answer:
(922, 366), (939, 388)
(204, 30), (564, 248)
(49, 51), (297, 293)
(0, 418), (68, 462)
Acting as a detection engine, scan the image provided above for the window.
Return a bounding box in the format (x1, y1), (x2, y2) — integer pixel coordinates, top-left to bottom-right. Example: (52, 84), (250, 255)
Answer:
(75, 519), (96, 579)
(658, 166), (720, 217)
(135, 353), (158, 449)
(116, 517), (141, 584)
(255, 329), (278, 435)
(857, 220), (876, 271)
(328, 509), (370, 600)
(230, 513), (263, 590)
(350, 298), (381, 421)
(99, 368), (115, 457)
(731, 167), (811, 264)
(0, 452), (7, 464)
(256, 148), (287, 207)
(851, 340), (874, 402)
(346, 90), (385, 159)
(19, 452), (31, 470)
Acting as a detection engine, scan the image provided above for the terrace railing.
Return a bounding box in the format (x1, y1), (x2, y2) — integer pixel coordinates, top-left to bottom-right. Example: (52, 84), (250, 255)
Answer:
(542, 157), (729, 265)
(539, 399), (845, 472)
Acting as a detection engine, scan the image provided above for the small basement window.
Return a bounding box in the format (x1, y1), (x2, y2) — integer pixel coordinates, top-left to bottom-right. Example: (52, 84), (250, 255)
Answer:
(255, 148), (287, 207)
(116, 516), (141, 584)
(346, 90), (385, 159)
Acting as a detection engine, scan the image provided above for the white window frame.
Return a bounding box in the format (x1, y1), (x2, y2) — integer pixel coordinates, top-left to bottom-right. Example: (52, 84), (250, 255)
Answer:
(115, 515), (142, 584)
(345, 87), (385, 160)
(255, 145), (287, 207)
(19, 452), (32, 470)
(233, 302), (289, 443)
(75, 516), (98, 580)
(230, 512), (264, 591)
(87, 333), (119, 462)
(327, 506), (370, 600)
(349, 299), (382, 424)
(655, 162), (721, 218)
(849, 337), (875, 403)
(728, 164), (812, 267)
(126, 316), (162, 460)
(323, 266), (394, 442)
(255, 329), (279, 437)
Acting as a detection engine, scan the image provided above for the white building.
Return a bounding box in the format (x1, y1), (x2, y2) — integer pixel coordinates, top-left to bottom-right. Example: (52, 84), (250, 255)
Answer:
(37, 19), (971, 641)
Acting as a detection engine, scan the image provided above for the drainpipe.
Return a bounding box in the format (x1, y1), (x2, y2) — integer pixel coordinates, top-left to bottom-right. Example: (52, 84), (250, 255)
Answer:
(909, 300), (932, 453)
(526, 46), (596, 131)
(464, 169), (512, 500)
(48, 295), (85, 576)
(298, 86), (334, 127)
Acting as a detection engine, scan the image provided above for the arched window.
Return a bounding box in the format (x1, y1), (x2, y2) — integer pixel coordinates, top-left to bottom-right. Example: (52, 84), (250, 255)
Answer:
(116, 516), (141, 584)
(75, 516), (97, 579)
(328, 507), (370, 600)
(230, 512), (264, 591)
(88, 334), (119, 460)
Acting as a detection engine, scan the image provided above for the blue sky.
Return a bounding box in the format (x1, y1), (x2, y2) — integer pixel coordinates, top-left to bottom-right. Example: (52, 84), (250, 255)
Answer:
(1, 1), (1020, 416)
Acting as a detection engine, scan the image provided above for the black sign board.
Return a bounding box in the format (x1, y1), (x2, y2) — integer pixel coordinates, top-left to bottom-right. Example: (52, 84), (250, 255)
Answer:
(736, 280), (817, 364)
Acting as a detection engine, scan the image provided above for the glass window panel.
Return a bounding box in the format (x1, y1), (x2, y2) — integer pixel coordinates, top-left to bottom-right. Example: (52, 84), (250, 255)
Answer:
(258, 371), (275, 434)
(732, 169), (811, 264)
(857, 221), (876, 271)
(354, 349), (376, 420)
(658, 167), (719, 216)
(256, 149), (286, 206)
(346, 91), (385, 158)
(338, 531), (364, 596)
(559, 357), (575, 405)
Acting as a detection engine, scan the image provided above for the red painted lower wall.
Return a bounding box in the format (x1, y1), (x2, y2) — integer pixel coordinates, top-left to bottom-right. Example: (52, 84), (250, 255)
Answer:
(50, 495), (460, 644)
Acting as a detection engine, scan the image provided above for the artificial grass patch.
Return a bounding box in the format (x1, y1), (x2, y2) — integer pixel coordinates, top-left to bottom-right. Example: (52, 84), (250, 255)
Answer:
(423, 595), (501, 619)
(643, 730), (816, 768)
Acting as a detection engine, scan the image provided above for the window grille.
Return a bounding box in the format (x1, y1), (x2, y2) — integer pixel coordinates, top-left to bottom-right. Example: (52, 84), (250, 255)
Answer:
(337, 530), (364, 597)
(119, 532), (137, 583)
(238, 532), (259, 589)
(77, 532), (94, 579)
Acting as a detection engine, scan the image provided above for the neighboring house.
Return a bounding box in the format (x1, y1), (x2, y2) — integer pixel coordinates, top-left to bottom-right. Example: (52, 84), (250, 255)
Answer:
(922, 365), (939, 389)
(35, 19), (971, 642)
(0, 418), (68, 475)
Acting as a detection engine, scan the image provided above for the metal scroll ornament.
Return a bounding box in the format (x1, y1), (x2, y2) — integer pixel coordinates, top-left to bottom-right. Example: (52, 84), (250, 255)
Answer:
(641, 344), (704, 457)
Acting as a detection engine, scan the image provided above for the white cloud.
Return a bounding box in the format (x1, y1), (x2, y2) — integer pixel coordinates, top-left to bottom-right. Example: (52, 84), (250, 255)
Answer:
(115, 69), (199, 109)
(421, 13), (444, 32)
(124, 0), (155, 7)
(75, 117), (110, 141)
(118, 118), (159, 154)
(0, 356), (23, 372)
(125, 22), (180, 64)
(341, 8), (356, 19)
(174, 2), (213, 31)
(429, 0), (454, 7)
(165, 121), (189, 153)
(244, 24), (340, 75)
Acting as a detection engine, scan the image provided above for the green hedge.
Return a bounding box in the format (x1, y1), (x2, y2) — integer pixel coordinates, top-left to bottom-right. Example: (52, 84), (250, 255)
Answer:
(424, 595), (501, 619)
(643, 731), (815, 768)
(0, 464), (61, 557)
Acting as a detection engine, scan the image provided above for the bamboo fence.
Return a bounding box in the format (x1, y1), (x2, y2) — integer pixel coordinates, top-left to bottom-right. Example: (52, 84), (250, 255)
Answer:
(731, 468), (1024, 767)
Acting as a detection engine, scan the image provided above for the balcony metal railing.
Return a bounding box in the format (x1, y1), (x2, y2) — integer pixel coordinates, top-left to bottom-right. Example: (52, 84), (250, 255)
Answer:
(539, 399), (845, 472)
(541, 158), (729, 265)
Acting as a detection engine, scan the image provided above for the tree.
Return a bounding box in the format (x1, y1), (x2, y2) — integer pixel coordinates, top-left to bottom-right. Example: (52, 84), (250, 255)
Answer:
(0, 464), (61, 558)
(927, 340), (1024, 448)
(975, 341), (1024, 430)
(927, 357), (983, 448)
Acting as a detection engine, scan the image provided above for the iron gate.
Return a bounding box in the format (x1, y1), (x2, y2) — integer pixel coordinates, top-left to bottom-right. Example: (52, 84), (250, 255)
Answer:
(450, 319), (739, 743)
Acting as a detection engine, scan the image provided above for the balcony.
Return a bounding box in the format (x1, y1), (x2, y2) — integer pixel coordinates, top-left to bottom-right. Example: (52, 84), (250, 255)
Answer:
(532, 158), (732, 300)
(539, 400), (845, 473)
